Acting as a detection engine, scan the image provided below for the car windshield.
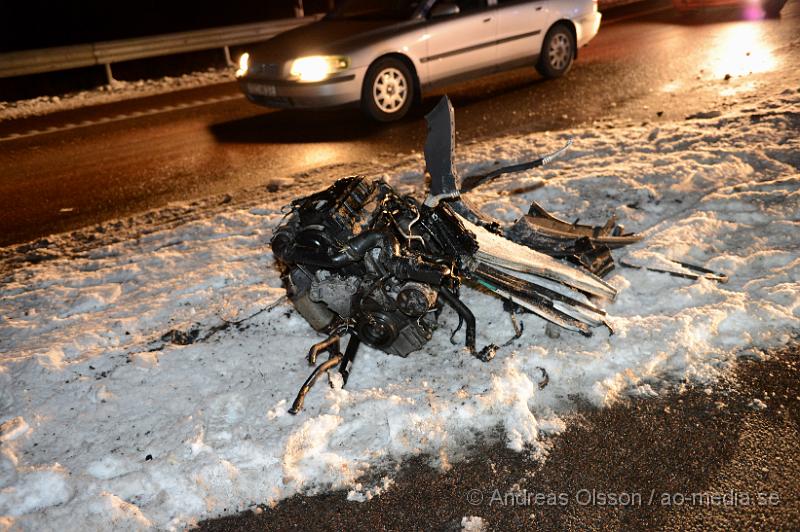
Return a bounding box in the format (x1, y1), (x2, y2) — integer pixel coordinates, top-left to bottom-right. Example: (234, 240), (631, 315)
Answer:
(328, 0), (422, 20)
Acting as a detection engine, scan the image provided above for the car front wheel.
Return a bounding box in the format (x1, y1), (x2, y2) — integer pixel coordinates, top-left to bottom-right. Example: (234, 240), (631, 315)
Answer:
(361, 58), (414, 122)
(536, 24), (575, 79)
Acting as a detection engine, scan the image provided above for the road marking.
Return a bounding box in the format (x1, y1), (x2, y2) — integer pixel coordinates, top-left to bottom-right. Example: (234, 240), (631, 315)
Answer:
(0, 94), (242, 142)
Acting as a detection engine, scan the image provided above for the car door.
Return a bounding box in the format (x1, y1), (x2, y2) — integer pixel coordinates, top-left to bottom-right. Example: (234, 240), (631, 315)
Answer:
(423, 0), (497, 84)
(492, 0), (546, 67)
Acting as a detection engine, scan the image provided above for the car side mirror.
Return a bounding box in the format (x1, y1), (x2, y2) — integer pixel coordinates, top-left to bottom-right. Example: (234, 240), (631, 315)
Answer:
(430, 2), (460, 18)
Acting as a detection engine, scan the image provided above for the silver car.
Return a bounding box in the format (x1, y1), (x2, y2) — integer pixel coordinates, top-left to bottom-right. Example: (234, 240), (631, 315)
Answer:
(236, 0), (601, 122)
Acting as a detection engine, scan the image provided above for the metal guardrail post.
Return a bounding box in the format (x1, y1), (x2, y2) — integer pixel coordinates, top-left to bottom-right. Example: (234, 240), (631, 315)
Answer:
(104, 64), (115, 84)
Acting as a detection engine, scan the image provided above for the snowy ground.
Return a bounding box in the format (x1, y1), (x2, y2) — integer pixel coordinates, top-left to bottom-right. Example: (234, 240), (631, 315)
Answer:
(1, 88), (798, 530)
(0, 68), (234, 122)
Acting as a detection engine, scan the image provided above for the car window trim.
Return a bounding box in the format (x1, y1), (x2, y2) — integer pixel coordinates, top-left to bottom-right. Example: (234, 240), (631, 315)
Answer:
(489, 0), (542, 6)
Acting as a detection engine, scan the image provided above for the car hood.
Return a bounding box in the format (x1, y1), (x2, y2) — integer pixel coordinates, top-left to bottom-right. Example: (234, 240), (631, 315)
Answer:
(249, 18), (421, 62)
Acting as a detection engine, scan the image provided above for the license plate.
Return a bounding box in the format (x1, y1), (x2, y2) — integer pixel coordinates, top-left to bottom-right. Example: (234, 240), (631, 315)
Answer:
(248, 83), (276, 97)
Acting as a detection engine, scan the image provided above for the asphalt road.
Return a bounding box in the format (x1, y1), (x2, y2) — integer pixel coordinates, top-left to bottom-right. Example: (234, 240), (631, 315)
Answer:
(1, 0), (798, 247)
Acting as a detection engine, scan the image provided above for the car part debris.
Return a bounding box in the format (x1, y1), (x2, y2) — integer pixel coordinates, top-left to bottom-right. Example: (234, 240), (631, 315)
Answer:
(273, 96), (642, 414)
(459, 140), (573, 193)
(619, 257), (728, 283)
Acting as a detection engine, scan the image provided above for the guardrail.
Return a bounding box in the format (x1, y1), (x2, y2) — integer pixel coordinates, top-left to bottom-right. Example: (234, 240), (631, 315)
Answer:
(0, 15), (321, 83)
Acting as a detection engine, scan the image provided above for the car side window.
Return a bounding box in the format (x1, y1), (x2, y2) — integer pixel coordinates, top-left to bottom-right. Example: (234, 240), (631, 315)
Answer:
(431, 0), (487, 14)
(455, 0), (487, 12)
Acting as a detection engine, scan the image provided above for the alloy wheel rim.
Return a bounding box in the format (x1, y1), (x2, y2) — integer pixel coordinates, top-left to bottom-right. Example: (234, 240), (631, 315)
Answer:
(549, 33), (571, 70)
(373, 68), (408, 113)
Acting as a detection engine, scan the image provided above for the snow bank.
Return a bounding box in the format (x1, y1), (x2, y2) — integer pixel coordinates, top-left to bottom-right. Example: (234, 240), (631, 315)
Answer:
(1, 89), (798, 529)
(0, 68), (234, 122)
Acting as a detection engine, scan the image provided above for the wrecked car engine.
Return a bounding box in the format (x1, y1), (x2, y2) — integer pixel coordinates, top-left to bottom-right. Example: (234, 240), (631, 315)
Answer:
(272, 176), (456, 360)
(273, 97), (643, 413)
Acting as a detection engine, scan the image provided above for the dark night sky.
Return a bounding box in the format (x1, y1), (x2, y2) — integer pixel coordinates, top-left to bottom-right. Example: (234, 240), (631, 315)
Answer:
(0, 1), (333, 52)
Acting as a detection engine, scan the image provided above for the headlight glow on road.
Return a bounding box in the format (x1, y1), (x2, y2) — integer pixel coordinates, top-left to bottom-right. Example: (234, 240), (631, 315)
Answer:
(290, 56), (350, 82)
(709, 25), (776, 78)
(235, 52), (250, 78)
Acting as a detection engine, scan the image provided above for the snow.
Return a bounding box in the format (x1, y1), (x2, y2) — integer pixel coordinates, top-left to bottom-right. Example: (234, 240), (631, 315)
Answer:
(0, 467), (73, 517)
(346, 476), (395, 502)
(0, 88), (798, 529)
(0, 68), (234, 122)
(461, 515), (486, 531)
(748, 398), (768, 410)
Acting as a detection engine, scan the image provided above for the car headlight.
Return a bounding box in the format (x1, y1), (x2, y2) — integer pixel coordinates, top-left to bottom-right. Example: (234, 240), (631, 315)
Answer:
(235, 52), (250, 78)
(290, 56), (350, 82)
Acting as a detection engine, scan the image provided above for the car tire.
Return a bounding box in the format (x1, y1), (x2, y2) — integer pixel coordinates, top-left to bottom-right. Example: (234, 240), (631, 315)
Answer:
(761, 0), (787, 17)
(361, 58), (414, 122)
(536, 24), (575, 79)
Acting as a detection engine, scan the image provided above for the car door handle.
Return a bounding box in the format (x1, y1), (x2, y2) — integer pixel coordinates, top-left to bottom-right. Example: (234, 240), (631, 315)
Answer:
(535, 6), (542, 10)
(483, 17), (492, 22)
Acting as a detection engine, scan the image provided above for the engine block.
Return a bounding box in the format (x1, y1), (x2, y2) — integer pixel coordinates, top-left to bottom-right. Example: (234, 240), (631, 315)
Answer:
(272, 176), (458, 358)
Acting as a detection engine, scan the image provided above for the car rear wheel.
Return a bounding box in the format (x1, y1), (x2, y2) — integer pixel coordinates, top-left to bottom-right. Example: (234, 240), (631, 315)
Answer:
(761, 0), (787, 17)
(362, 58), (414, 122)
(536, 24), (575, 79)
